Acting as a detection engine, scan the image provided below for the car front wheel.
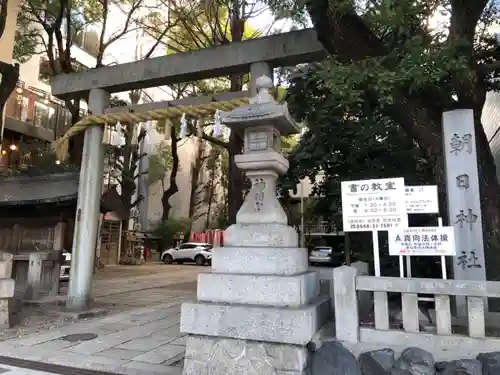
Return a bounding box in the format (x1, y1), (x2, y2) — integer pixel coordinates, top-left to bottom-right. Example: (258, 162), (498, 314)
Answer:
(195, 255), (205, 266)
(163, 254), (174, 264)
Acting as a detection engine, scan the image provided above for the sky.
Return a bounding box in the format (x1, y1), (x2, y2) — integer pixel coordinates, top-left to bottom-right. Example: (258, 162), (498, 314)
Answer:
(246, 4), (296, 35)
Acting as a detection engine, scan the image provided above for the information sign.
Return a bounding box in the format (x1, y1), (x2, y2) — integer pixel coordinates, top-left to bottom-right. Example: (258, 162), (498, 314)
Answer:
(341, 177), (408, 232)
(388, 226), (456, 256)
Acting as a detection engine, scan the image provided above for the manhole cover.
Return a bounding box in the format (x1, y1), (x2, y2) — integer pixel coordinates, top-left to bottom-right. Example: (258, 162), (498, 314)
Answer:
(60, 333), (98, 342)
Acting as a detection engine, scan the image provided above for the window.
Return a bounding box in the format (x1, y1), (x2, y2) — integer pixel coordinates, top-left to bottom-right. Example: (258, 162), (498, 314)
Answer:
(73, 29), (100, 58)
(33, 101), (56, 130)
(248, 130), (268, 151)
(179, 244), (196, 249)
(19, 227), (55, 251)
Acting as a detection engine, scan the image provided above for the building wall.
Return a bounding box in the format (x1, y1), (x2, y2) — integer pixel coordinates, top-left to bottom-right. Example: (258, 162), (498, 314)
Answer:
(483, 91), (500, 179)
(147, 125), (199, 230)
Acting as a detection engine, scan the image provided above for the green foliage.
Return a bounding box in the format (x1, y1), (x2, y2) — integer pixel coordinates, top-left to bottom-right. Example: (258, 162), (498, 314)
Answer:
(280, 64), (435, 216)
(272, 1), (500, 212)
(153, 217), (192, 247)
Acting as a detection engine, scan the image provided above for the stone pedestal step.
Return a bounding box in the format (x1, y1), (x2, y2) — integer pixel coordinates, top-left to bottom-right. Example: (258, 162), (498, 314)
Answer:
(223, 223), (299, 248)
(212, 246), (308, 276)
(197, 271), (319, 307)
(183, 335), (309, 375)
(180, 296), (331, 345)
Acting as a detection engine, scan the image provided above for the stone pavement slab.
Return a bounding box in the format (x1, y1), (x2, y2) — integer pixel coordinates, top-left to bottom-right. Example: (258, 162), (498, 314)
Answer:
(0, 365), (54, 374)
(0, 296), (193, 375)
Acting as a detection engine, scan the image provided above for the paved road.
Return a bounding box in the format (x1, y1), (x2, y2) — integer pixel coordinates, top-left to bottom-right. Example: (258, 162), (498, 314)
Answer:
(1, 299), (187, 374)
(0, 263), (335, 374)
(1, 264), (205, 343)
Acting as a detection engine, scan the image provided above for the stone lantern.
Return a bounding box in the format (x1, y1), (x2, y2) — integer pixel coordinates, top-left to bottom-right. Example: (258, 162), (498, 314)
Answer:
(180, 75), (329, 375)
(218, 75), (300, 229)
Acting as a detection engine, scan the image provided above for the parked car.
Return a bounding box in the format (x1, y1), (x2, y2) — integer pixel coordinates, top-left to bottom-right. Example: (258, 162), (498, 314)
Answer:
(161, 242), (213, 266)
(60, 249), (71, 281)
(309, 246), (345, 267)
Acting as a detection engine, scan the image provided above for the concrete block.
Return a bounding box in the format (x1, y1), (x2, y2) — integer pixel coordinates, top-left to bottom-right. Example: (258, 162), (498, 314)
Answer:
(184, 335), (309, 375)
(212, 246), (308, 276)
(0, 279), (14, 298)
(197, 271), (319, 307)
(0, 253), (13, 278)
(180, 296), (330, 345)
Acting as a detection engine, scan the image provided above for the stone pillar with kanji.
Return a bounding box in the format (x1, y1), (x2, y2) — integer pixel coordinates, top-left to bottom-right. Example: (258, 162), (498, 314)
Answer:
(179, 75), (330, 375)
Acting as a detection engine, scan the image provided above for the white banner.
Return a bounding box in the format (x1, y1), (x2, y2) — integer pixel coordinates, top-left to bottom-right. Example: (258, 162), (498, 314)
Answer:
(388, 226), (456, 256)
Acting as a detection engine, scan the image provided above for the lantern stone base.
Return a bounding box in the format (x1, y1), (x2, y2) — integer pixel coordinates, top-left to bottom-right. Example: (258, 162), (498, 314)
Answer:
(211, 245), (308, 275)
(183, 335), (310, 375)
(180, 240), (331, 374)
(181, 297), (330, 344)
(197, 271), (320, 307)
(224, 223), (299, 248)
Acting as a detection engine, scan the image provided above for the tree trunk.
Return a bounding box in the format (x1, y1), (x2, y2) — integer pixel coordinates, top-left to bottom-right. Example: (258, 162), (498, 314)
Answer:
(67, 101), (83, 165)
(0, 62), (19, 145)
(204, 153), (219, 228)
(226, 2), (245, 225)
(188, 137), (204, 218)
(161, 124), (179, 221)
(227, 128), (244, 224)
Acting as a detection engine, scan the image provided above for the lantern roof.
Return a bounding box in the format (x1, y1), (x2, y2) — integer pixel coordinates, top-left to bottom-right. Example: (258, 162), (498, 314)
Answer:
(219, 76), (300, 136)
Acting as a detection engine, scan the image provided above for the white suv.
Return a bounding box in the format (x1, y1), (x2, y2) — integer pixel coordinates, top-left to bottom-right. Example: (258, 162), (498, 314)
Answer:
(161, 242), (212, 266)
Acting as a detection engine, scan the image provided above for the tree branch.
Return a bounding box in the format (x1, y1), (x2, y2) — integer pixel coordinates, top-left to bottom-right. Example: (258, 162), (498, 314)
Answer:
(96, 0), (109, 67)
(102, 0), (143, 50)
(0, 0), (8, 40)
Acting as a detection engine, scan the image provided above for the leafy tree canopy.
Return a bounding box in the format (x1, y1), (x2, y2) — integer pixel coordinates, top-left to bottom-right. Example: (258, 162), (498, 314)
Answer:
(281, 65), (435, 214)
(269, 0), (500, 281)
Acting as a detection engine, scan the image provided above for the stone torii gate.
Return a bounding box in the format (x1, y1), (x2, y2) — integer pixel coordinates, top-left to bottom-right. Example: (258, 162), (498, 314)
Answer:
(51, 29), (326, 312)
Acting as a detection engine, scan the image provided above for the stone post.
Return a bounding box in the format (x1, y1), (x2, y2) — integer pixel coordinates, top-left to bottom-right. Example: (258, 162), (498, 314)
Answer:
(351, 261), (372, 321)
(442, 109), (486, 317)
(333, 266), (359, 343)
(0, 252), (14, 328)
(25, 252), (45, 301)
(50, 221), (66, 296)
(180, 68), (330, 375)
(66, 88), (109, 311)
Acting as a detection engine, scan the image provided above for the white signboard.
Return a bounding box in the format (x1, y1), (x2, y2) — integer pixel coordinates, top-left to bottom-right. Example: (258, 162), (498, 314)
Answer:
(388, 227), (456, 256)
(341, 177), (408, 232)
(405, 185), (439, 214)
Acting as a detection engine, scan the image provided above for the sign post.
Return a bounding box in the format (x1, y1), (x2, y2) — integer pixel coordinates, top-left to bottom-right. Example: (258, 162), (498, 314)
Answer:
(341, 177), (408, 277)
(405, 185), (440, 278)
